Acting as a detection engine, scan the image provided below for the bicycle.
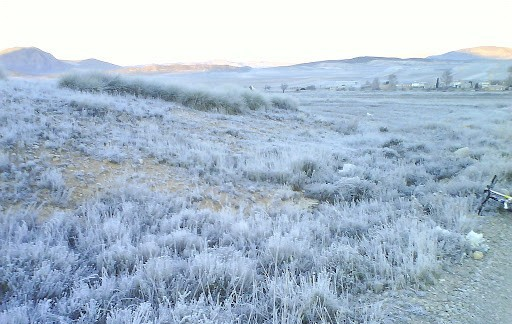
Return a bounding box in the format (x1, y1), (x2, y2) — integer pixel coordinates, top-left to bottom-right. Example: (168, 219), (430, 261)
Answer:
(477, 175), (512, 215)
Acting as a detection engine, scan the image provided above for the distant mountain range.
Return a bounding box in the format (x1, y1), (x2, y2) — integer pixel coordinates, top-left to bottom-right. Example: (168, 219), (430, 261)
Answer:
(0, 47), (119, 75)
(427, 46), (512, 61)
(117, 63), (251, 74)
(0, 46), (511, 78)
(294, 56), (425, 67)
(295, 46), (512, 67)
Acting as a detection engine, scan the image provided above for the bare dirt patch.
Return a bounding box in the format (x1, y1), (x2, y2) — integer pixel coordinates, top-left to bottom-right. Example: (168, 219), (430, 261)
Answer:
(43, 149), (319, 218)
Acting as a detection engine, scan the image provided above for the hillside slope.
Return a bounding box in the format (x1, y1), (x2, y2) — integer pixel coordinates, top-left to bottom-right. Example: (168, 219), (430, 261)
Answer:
(0, 47), (119, 75)
(1, 79), (512, 323)
(0, 47), (70, 74)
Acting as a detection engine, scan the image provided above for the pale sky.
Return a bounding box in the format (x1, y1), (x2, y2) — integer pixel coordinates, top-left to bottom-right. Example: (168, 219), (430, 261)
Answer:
(1, 0), (511, 66)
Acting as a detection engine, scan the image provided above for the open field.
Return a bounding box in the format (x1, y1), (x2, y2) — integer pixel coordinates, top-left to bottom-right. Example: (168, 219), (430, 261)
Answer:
(1, 75), (512, 323)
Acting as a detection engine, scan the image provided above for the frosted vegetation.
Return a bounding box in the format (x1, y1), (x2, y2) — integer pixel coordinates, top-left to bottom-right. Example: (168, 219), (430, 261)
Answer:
(59, 73), (298, 114)
(1, 75), (512, 323)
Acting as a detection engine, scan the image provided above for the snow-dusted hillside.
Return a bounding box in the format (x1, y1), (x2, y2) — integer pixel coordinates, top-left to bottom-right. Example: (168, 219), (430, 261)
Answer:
(144, 57), (512, 89)
(1, 75), (512, 323)
(0, 47), (70, 74)
(144, 46), (512, 86)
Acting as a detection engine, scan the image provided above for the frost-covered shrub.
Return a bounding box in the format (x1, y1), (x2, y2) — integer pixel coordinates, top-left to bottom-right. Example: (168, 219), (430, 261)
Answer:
(298, 274), (349, 323)
(270, 95), (298, 110)
(303, 177), (375, 203)
(37, 168), (72, 206)
(0, 179), (470, 324)
(332, 118), (359, 135)
(59, 72), (118, 92)
(263, 233), (314, 270)
(105, 302), (153, 324)
(267, 271), (350, 324)
(188, 248), (257, 300)
(68, 99), (109, 117)
(59, 72), (297, 114)
(424, 156), (474, 180)
(293, 158), (321, 178)
(38, 168), (65, 190)
(156, 229), (205, 256)
(303, 182), (340, 203)
(0, 151), (10, 172)
(241, 90), (269, 110)
(4, 185), (436, 323)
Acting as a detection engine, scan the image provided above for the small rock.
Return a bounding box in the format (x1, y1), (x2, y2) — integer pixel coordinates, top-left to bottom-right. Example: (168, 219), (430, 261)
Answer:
(372, 281), (384, 294)
(416, 291), (427, 298)
(454, 146), (470, 157)
(338, 163), (357, 175)
(472, 251), (484, 260)
(466, 230), (484, 249)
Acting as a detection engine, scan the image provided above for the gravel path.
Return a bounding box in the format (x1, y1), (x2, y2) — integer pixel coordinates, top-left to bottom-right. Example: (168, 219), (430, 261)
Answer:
(403, 210), (512, 323)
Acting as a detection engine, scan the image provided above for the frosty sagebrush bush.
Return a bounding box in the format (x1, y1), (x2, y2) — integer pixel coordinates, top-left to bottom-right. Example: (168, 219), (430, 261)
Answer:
(0, 188), (446, 324)
(58, 72), (297, 114)
(22, 187), (476, 323)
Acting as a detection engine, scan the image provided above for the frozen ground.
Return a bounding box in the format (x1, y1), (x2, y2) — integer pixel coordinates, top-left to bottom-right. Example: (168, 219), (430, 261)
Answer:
(1, 76), (512, 323)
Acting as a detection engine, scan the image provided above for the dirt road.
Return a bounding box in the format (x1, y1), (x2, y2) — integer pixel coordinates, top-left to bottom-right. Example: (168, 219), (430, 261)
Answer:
(404, 211), (512, 323)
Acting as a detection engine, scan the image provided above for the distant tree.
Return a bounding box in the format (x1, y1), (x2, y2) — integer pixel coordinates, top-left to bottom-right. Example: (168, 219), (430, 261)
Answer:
(371, 78), (380, 90)
(505, 66), (512, 88)
(441, 69), (453, 89)
(264, 85), (271, 91)
(359, 80), (372, 91)
(280, 83), (288, 93)
(435, 77), (440, 89)
(388, 74), (398, 90)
